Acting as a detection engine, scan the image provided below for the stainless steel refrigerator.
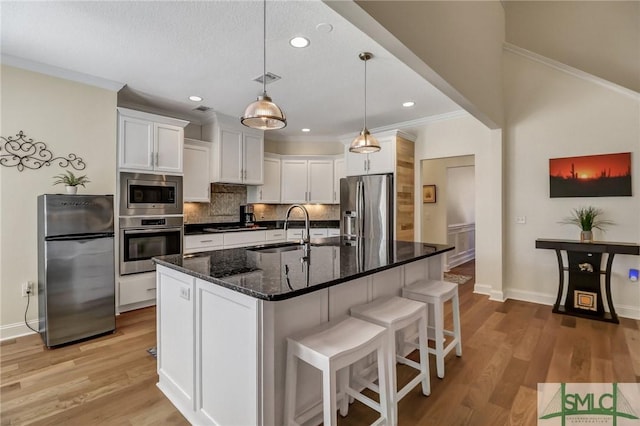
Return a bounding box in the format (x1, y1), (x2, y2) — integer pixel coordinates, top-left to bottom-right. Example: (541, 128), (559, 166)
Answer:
(340, 173), (394, 241)
(37, 194), (116, 347)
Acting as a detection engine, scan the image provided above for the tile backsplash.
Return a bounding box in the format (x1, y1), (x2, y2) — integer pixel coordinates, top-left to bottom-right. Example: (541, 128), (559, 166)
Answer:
(184, 184), (340, 224)
(184, 184), (246, 223)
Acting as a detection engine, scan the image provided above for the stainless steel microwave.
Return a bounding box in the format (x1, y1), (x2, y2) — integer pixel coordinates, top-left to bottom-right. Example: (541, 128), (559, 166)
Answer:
(119, 172), (183, 216)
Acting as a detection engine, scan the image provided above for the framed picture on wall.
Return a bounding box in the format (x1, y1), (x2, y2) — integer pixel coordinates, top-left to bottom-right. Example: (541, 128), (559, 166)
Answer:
(549, 152), (632, 197)
(423, 185), (436, 203)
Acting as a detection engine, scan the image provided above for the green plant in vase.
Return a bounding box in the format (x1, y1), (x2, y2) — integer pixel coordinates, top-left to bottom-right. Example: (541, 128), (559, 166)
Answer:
(52, 170), (90, 194)
(559, 206), (614, 242)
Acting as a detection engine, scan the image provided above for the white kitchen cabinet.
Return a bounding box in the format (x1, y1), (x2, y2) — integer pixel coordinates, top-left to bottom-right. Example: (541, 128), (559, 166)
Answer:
(156, 267), (196, 412)
(265, 229), (286, 243)
(345, 138), (393, 176)
(333, 157), (345, 204)
(118, 108), (188, 174)
(247, 157), (280, 203)
(208, 114), (264, 185)
(327, 228), (341, 237)
(183, 139), (211, 202)
(118, 272), (157, 312)
(308, 228), (328, 239)
(184, 234), (224, 254)
(281, 159), (333, 204)
(222, 230), (266, 248)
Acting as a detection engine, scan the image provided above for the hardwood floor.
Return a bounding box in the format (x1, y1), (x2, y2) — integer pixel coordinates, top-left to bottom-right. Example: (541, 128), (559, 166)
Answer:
(1, 260), (638, 425)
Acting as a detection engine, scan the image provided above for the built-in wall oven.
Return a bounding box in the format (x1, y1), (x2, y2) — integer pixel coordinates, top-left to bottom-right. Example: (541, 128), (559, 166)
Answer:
(119, 172), (183, 216)
(119, 216), (183, 275)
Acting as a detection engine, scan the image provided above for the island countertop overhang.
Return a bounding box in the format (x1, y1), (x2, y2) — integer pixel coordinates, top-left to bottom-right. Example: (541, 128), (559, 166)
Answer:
(154, 237), (454, 301)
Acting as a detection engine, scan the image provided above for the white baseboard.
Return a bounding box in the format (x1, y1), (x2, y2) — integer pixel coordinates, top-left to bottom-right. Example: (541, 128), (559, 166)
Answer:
(473, 282), (505, 302)
(0, 320), (39, 342)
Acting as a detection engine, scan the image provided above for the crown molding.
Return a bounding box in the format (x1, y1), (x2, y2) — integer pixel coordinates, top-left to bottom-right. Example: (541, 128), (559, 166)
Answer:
(338, 110), (469, 144)
(1, 54), (124, 92)
(503, 43), (640, 100)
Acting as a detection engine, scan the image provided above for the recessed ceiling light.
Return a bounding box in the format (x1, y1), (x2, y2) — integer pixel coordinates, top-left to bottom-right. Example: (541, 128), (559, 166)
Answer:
(189, 95), (203, 102)
(289, 36), (310, 48)
(301, 128), (311, 132)
(402, 101), (415, 108)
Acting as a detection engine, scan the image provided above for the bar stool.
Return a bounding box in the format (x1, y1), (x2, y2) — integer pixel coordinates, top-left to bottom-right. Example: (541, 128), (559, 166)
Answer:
(402, 279), (462, 379)
(284, 316), (391, 426)
(350, 296), (431, 424)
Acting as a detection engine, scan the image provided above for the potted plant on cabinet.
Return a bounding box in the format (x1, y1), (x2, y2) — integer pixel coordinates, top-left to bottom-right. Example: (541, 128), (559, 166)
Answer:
(559, 206), (614, 242)
(52, 170), (90, 194)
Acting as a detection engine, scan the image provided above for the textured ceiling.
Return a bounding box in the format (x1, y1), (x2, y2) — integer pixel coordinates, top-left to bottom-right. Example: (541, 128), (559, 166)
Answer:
(1, 0), (461, 143)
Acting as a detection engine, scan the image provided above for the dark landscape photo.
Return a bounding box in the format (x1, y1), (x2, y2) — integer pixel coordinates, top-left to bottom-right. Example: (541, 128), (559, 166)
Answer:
(549, 152), (632, 197)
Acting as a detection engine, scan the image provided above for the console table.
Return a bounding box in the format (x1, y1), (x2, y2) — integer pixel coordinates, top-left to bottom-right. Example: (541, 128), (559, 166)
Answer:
(535, 239), (640, 323)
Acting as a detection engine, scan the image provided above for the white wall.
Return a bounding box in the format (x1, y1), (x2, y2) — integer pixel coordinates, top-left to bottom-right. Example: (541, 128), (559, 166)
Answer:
(503, 51), (640, 318)
(0, 66), (118, 338)
(504, 1), (639, 92)
(413, 115), (504, 300)
(421, 155), (475, 244)
(446, 165), (475, 225)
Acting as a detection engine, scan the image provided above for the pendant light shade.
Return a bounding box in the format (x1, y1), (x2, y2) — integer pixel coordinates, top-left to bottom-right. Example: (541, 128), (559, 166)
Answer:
(241, 93), (286, 130)
(241, 0), (286, 130)
(350, 52), (380, 154)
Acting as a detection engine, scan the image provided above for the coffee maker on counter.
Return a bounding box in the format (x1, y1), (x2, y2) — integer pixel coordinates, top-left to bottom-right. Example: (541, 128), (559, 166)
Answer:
(240, 204), (256, 227)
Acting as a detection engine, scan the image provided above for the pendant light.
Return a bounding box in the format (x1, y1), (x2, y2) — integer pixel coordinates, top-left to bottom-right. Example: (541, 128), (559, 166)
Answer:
(349, 52), (380, 154)
(241, 0), (287, 130)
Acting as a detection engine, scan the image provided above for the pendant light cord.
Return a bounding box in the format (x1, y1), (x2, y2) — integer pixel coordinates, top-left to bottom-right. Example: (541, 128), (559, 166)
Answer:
(262, 0), (267, 96)
(363, 56), (367, 130)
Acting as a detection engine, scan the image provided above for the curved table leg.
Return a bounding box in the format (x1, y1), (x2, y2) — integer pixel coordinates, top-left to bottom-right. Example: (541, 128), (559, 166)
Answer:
(553, 249), (564, 312)
(604, 253), (619, 323)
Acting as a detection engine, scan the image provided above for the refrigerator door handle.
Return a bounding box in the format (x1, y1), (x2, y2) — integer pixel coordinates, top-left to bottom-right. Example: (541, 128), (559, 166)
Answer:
(357, 180), (364, 237)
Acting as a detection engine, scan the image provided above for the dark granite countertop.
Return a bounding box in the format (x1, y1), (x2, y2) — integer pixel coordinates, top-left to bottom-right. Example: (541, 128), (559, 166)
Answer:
(154, 238), (454, 301)
(184, 220), (340, 235)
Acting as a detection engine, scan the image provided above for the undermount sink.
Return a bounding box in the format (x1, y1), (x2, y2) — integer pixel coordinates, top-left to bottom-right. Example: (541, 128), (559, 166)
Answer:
(249, 243), (315, 254)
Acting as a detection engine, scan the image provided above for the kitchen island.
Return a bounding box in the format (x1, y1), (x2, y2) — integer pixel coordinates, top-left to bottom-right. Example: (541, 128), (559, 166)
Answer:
(154, 237), (453, 426)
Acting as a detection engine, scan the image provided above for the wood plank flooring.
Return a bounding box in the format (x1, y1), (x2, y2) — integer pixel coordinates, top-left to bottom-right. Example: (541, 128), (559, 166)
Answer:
(1, 260), (638, 425)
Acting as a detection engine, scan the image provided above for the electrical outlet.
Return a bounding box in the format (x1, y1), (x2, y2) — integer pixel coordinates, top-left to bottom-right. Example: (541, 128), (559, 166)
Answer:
(515, 216), (527, 224)
(21, 281), (33, 297)
(179, 287), (190, 301)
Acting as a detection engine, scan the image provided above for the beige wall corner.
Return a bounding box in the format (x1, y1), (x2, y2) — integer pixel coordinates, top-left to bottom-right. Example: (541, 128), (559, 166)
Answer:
(413, 114), (504, 301)
(0, 65), (118, 338)
(325, 0), (505, 129)
(504, 1), (640, 93)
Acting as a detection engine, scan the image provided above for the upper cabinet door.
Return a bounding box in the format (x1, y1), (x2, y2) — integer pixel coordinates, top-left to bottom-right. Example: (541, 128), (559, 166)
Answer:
(154, 123), (184, 174)
(117, 108), (188, 174)
(119, 115), (154, 171)
(366, 139), (394, 174)
(183, 139), (211, 203)
(217, 127), (243, 183)
(260, 157), (281, 203)
(243, 134), (264, 185)
(280, 160), (308, 203)
(333, 158), (345, 204)
(308, 160), (334, 203)
(345, 149), (367, 176)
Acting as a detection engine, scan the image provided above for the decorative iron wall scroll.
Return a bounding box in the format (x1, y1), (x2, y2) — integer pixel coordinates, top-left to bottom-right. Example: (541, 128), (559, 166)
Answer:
(0, 131), (86, 172)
